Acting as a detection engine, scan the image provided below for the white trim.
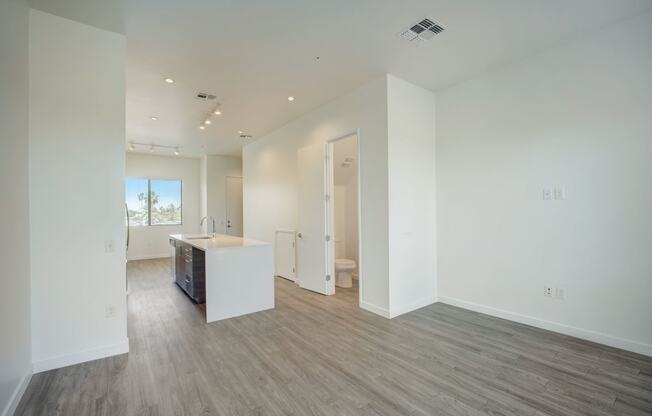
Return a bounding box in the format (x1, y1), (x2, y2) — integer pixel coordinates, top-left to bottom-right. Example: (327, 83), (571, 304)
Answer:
(1, 367), (32, 416)
(360, 300), (390, 318)
(439, 296), (652, 357)
(32, 338), (130, 373)
(127, 253), (170, 261)
(389, 296), (438, 319)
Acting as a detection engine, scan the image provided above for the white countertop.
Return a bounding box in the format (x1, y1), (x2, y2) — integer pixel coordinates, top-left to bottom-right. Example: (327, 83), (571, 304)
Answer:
(169, 233), (270, 251)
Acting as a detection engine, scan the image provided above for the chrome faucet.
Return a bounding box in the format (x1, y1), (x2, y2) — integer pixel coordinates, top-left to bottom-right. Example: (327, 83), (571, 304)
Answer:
(200, 216), (217, 237)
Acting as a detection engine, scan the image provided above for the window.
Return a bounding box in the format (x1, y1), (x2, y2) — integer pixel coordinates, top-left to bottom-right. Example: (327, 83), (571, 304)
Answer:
(126, 178), (182, 226)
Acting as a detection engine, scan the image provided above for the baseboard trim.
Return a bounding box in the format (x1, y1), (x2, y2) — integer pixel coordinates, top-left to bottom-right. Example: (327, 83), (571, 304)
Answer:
(359, 300), (390, 318)
(1, 367), (32, 416)
(127, 253), (170, 261)
(32, 338), (130, 373)
(389, 296), (438, 318)
(439, 296), (652, 357)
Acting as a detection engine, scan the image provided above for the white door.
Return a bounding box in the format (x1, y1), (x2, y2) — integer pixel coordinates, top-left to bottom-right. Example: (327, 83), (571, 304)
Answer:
(226, 176), (243, 237)
(275, 231), (296, 281)
(297, 143), (329, 294)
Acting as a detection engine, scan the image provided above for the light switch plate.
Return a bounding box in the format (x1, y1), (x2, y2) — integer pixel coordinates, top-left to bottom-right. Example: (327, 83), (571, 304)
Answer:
(554, 186), (565, 200)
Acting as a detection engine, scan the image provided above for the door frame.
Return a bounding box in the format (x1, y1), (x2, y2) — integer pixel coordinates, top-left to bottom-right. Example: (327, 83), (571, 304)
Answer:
(325, 129), (362, 306)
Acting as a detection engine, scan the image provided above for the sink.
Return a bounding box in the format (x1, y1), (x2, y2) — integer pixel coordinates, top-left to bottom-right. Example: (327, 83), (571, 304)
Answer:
(186, 235), (212, 240)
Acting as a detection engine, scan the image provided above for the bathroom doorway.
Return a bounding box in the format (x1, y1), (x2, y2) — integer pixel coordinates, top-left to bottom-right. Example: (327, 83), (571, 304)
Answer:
(325, 132), (361, 303)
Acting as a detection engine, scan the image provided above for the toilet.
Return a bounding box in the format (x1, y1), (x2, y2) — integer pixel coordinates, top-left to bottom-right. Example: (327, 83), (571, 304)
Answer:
(334, 258), (356, 288)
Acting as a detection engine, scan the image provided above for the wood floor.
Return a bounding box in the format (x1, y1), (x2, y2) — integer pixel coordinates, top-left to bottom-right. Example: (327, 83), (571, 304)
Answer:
(16, 258), (652, 416)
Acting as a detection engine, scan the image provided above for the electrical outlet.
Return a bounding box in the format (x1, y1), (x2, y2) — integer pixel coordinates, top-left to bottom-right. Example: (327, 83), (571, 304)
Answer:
(543, 285), (553, 298)
(105, 305), (116, 318)
(542, 188), (553, 201)
(555, 287), (565, 300)
(104, 240), (115, 253)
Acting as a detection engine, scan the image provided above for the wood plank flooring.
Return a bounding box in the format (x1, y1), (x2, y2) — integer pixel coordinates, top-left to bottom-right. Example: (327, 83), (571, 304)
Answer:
(16, 258), (652, 415)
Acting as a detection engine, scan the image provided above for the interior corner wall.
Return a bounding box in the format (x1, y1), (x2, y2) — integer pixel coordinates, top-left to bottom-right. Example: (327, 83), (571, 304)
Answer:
(435, 12), (652, 356)
(386, 75), (437, 317)
(0, 0), (32, 414)
(203, 155), (242, 234)
(126, 153), (201, 260)
(243, 76), (390, 315)
(29, 9), (129, 372)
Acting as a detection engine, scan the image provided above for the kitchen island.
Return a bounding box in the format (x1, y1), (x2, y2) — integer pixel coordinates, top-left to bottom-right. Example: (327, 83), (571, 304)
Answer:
(169, 233), (274, 323)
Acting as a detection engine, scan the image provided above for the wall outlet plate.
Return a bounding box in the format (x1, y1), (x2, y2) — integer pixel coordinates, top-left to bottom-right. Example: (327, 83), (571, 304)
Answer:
(543, 188), (553, 200)
(543, 285), (553, 297)
(105, 305), (116, 318)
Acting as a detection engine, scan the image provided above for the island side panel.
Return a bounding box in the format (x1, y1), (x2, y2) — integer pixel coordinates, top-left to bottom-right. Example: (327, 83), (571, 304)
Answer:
(205, 244), (274, 322)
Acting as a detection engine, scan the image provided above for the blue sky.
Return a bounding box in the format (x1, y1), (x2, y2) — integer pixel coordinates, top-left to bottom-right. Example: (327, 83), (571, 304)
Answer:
(126, 178), (181, 209)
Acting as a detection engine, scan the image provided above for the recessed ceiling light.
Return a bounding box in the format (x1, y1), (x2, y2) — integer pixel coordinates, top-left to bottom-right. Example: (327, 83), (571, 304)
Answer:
(237, 130), (243, 134)
(205, 119), (212, 125)
(164, 78), (174, 84)
(151, 117), (158, 121)
(199, 125), (206, 130)
(214, 109), (222, 115)
(287, 96), (295, 102)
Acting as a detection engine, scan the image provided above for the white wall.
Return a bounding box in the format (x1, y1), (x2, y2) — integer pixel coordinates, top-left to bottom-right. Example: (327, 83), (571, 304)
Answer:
(29, 10), (129, 371)
(333, 186), (347, 258)
(203, 155), (242, 234)
(436, 13), (652, 356)
(0, 0), (32, 413)
(243, 76), (390, 315)
(126, 153), (201, 260)
(386, 75), (437, 317)
(345, 170), (359, 269)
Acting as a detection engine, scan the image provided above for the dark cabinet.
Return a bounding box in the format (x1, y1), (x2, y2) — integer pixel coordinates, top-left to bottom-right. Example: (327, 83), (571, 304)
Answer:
(173, 241), (206, 303)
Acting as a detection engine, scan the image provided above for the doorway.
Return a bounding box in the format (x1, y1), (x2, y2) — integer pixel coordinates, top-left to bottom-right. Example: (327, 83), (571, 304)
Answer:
(294, 131), (362, 305)
(325, 133), (360, 299)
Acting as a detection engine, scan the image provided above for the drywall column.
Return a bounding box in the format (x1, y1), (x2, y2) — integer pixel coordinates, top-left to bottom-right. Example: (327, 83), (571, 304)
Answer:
(29, 10), (128, 371)
(0, 0), (32, 413)
(386, 75), (437, 317)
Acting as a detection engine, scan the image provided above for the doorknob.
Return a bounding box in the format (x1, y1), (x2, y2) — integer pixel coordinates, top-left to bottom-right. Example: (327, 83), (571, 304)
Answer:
(297, 232), (303, 238)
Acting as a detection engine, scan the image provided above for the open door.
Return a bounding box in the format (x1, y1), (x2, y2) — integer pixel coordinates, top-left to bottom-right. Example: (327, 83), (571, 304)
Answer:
(296, 143), (329, 295)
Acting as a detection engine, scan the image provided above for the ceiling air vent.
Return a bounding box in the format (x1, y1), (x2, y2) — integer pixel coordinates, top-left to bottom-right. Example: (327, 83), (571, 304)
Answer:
(195, 92), (217, 101)
(400, 17), (445, 43)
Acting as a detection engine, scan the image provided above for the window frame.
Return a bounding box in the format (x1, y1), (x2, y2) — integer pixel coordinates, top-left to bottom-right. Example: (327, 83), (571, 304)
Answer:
(126, 177), (183, 227)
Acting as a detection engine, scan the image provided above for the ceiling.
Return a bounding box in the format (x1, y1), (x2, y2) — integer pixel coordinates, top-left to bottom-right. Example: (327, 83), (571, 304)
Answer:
(30, 0), (652, 157)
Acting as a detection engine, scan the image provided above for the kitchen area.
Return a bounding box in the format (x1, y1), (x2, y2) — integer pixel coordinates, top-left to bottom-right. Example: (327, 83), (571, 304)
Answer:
(126, 151), (274, 323)
(169, 232), (274, 322)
